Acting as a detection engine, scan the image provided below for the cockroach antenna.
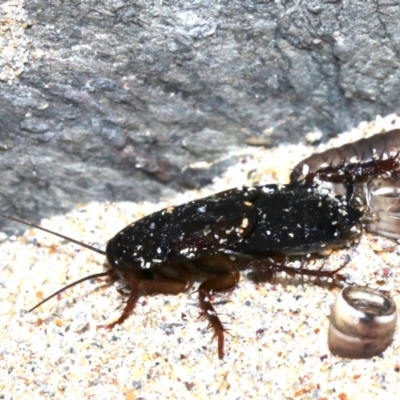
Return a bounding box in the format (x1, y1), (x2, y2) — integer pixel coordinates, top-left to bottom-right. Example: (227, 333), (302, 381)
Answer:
(0, 212), (110, 311)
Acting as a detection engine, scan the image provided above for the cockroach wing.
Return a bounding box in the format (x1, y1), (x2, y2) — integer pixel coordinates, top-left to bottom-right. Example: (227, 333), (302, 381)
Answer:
(232, 184), (362, 256)
(168, 186), (258, 260)
(105, 187), (258, 270)
(105, 211), (174, 270)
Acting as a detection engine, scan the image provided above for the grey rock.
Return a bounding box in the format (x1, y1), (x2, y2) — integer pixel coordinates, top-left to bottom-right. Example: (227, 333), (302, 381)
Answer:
(1, 0), (400, 232)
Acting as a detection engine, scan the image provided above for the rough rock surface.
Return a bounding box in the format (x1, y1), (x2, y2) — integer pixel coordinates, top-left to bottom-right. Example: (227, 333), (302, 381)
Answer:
(1, 0), (400, 230)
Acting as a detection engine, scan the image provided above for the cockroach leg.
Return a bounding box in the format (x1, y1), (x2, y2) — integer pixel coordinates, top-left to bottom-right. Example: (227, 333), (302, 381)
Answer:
(100, 287), (141, 330)
(248, 257), (348, 284)
(194, 255), (240, 359)
(99, 263), (195, 329)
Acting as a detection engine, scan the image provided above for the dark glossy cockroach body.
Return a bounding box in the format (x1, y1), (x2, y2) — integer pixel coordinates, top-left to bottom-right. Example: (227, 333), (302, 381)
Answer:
(100, 183), (363, 359)
(107, 184), (361, 269)
(2, 134), (400, 359)
(106, 186), (258, 273)
(0, 181), (363, 360)
(226, 184), (362, 257)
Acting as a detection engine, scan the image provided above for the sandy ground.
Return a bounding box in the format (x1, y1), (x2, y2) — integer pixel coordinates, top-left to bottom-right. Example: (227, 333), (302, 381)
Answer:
(1, 114), (400, 399)
(0, 1), (31, 83)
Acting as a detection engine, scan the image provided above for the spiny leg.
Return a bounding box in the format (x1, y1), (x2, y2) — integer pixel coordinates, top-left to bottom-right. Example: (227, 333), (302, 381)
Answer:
(194, 255), (240, 359)
(99, 263), (194, 329)
(248, 257), (348, 283)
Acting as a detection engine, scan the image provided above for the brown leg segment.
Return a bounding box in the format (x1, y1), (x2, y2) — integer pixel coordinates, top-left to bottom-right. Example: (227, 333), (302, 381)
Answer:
(248, 258), (348, 283)
(99, 263), (195, 329)
(195, 255), (240, 359)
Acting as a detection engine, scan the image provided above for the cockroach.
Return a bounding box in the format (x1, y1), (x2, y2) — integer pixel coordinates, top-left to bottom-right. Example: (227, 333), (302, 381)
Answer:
(1, 149), (399, 359)
(290, 129), (400, 183)
(291, 129), (400, 239)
